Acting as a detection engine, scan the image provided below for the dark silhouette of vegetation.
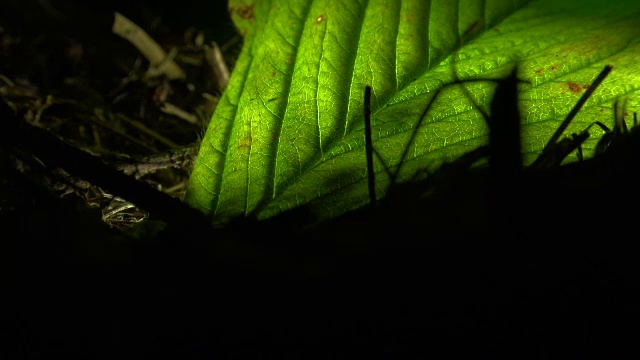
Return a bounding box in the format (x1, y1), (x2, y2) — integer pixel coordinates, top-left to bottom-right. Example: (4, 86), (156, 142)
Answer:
(2, 1), (639, 358)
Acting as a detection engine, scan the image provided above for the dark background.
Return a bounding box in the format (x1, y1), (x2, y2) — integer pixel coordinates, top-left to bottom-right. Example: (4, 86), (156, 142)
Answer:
(2, 1), (640, 358)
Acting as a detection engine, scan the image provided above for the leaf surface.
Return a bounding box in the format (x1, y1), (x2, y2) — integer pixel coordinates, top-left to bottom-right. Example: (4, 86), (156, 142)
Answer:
(187, 0), (640, 224)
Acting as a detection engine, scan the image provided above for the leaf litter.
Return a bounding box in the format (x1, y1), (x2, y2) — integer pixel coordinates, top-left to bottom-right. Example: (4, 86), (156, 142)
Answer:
(0, 1), (239, 233)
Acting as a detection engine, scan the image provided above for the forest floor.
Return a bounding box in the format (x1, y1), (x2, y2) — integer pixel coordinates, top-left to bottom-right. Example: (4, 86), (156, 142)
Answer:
(2, 1), (640, 359)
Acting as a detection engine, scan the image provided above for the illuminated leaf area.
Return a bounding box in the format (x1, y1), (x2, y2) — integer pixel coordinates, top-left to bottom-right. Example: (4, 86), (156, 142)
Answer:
(186, 0), (640, 225)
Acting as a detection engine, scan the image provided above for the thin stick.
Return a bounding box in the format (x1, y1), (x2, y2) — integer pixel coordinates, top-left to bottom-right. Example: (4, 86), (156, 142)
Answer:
(540, 65), (613, 155)
(204, 42), (230, 91)
(364, 86), (376, 208)
(160, 102), (199, 125)
(114, 112), (179, 148)
(112, 12), (186, 80)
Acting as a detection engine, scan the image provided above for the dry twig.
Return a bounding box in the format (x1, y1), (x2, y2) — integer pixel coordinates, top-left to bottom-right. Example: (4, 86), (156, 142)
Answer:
(112, 12), (186, 80)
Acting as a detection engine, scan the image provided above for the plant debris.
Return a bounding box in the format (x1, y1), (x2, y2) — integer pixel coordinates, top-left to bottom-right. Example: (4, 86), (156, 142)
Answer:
(0, 1), (239, 232)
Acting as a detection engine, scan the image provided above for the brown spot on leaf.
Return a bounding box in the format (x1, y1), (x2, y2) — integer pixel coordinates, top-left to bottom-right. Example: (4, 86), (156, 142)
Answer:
(583, 84), (590, 89)
(287, 56), (292, 63)
(567, 82), (582, 93)
(550, 65), (558, 70)
(271, 72), (276, 78)
(535, 68), (544, 75)
(212, 158), (224, 172)
(599, 108), (605, 113)
(238, 136), (252, 150)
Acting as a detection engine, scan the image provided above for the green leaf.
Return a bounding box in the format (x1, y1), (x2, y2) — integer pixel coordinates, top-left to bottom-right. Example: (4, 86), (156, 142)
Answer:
(186, 0), (640, 225)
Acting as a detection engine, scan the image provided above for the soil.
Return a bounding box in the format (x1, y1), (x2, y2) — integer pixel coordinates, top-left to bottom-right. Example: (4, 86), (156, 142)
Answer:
(1, 1), (639, 358)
